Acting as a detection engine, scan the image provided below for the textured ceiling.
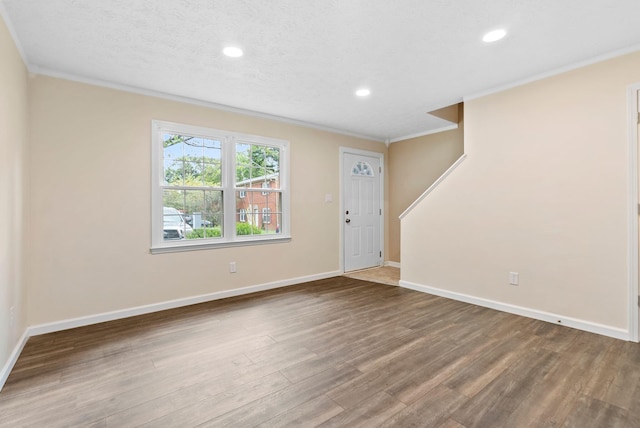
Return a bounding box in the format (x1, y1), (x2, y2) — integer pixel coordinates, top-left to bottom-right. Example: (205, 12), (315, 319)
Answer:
(2, 0), (640, 141)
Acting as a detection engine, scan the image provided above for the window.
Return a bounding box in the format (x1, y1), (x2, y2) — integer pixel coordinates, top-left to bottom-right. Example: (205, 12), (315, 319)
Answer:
(151, 120), (289, 252)
(262, 208), (272, 224)
(352, 161), (374, 176)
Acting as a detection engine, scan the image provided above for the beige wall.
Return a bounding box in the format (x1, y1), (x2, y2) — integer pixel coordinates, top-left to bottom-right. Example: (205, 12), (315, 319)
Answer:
(0, 16), (28, 374)
(402, 52), (640, 330)
(26, 76), (386, 325)
(388, 105), (464, 262)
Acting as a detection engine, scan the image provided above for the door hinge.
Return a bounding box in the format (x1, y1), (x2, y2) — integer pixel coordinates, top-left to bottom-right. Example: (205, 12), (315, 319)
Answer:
(379, 166), (382, 173)
(638, 295), (640, 306)
(380, 251), (382, 257)
(380, 208), (382, 215)
(637, 112), (640, 125)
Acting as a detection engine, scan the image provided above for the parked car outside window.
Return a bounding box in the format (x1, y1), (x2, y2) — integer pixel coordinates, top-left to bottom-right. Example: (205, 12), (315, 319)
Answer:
(163, 206), (193, 240)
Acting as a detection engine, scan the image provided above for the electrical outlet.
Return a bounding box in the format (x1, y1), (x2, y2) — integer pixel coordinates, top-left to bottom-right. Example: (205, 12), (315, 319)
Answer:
(509, 272), (519, 285)
(229, 262), (237, 273)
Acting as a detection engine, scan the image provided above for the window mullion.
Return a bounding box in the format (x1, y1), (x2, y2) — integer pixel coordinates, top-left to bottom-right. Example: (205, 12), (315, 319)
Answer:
(222, 137), (236, 240)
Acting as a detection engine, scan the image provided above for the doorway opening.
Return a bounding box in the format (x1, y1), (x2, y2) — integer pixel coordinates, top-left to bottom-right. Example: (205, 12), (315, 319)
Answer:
(628, 84), (640, 342)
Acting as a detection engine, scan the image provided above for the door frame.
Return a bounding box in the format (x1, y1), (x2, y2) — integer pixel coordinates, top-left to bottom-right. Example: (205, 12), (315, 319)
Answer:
(339, 147), (385, 273)
(628, 83), (640, 342)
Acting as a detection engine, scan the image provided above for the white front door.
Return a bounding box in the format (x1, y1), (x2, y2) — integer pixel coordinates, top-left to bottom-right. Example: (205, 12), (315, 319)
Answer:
(343, 151), (382, 272)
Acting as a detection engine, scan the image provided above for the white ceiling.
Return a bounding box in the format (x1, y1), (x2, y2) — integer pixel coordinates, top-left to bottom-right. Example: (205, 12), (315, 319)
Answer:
(2, 0), (640, 142)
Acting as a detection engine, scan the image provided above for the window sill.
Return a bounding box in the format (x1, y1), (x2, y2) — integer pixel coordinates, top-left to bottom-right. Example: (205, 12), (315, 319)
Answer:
(151, 235), (291, 254)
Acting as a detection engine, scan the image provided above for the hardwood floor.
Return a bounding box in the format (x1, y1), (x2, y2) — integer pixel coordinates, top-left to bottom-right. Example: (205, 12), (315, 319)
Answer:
(1, 276), (640, 427)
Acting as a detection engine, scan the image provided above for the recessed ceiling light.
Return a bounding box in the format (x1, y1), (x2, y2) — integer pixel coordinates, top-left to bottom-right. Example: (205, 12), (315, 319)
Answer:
(223, 46), (243, 58)
(482, 29), (506, 43)
(356, 88), (371, 97)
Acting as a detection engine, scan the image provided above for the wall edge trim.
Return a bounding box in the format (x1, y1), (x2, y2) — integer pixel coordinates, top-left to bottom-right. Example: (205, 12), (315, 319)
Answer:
(0, 329), (29, 393)
(399, 154), (467, 220)
(28, 271), (341, 337)
(399, 280), (629, 341)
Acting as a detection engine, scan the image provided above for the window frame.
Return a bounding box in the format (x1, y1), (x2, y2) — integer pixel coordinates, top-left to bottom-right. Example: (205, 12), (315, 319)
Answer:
(151, 120), (290, 253)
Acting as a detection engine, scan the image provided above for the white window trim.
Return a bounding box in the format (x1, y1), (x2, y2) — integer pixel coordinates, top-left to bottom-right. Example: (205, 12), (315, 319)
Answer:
(151, 120), (290, 253)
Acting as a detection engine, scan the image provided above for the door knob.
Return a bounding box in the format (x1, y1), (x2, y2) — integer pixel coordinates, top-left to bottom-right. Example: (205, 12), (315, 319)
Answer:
(345, 218), (351, 223)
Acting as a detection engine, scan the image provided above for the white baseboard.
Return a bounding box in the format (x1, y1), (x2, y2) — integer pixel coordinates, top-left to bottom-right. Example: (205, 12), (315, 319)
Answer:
(384, 261), (400, 268)
(29, 271), (341, 337)
(399, 280), (629, 341)
(0, 329), (29, 393)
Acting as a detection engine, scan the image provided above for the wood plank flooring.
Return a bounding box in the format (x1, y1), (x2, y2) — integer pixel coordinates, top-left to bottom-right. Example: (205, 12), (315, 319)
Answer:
(1, 276), (640, 427)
